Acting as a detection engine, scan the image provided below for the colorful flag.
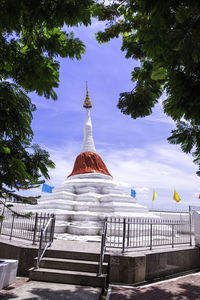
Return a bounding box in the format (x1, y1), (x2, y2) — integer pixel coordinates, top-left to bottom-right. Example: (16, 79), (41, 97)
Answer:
(152, 190), (157, 201)
(42, 183), (54, 193)
(173, 189), (181, 202)
(131, 189), (136, 198)
(15, 181), (28, 190)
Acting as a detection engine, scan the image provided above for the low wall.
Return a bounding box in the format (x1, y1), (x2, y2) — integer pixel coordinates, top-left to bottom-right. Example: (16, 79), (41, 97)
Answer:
(0, 240), (37, 276)
(109, 247), (200, 285)
(0, 239), (199, 285)
(193, 211), (200, 246)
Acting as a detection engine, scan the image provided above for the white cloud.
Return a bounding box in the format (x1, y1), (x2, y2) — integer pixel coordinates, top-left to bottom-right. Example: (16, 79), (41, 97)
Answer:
(44, 142), (199, 207)
(117, 181), (131, 188)
(144, 100), (175, 126)
(18, 140), (199, 209)
(105, 144), (199, 190)
(145, 115), (174, 125)
(101, 143), (199, 208)
(135, 186), (150, 194)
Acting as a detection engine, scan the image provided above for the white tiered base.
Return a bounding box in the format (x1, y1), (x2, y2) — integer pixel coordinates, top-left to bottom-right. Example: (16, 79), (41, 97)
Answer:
(24, 173), (157, 236)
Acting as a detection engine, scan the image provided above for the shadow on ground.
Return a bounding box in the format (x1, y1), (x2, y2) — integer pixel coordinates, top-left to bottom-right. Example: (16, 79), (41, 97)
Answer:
(110, 282), (200, 300)
(0, 285), (101, 300)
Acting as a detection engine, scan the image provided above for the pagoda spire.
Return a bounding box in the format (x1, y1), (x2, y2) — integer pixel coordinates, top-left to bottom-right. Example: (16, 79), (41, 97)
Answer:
(67, 85), (112, 177)
(83, 82), (92, 109)
(81, 83), (96, 153)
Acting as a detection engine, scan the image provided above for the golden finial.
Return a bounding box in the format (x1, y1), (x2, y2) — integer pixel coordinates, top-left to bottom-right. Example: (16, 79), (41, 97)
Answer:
(83, 81), (92, 109)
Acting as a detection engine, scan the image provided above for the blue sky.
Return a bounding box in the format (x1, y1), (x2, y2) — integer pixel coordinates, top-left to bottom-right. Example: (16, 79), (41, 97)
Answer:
(23, 20), (199, 210)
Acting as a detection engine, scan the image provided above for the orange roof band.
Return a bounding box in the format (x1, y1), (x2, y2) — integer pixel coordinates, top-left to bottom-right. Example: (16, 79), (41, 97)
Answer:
(68, 152), (112, 177)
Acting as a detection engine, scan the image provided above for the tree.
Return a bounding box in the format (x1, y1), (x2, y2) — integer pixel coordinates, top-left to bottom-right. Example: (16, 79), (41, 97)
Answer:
(0, 0), (94, 207)
(94, 0), (200, 175)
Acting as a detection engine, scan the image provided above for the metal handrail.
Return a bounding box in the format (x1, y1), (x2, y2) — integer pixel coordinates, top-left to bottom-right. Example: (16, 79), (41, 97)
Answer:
(99, 217), (107, 276)
(36, 214), (55, 269)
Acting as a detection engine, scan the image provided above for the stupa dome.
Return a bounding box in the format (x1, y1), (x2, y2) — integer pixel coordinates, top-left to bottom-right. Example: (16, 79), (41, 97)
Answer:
(68, 152), (112, 177)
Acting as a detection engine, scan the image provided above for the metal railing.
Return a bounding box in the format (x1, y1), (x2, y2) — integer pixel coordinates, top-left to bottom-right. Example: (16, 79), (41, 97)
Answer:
(0, 204), (55, 244)
(149, 207), (190, 213)
(104, 217), (192, 253)
(99, 217), (107, 276)
(37, 214), (55, 268)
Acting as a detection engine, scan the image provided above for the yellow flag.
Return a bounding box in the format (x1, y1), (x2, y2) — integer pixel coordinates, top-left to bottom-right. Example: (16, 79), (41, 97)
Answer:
(152, 190), (157, 201)
(173, 189), (181, 202)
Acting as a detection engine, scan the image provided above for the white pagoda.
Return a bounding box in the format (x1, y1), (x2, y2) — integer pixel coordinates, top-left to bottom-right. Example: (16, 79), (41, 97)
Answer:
(27, 88), (155, 236)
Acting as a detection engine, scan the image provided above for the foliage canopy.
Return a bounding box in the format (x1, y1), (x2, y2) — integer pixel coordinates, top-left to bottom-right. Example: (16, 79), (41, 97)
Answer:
(94, 0), (200, 176)
(0, 0), (94, 205)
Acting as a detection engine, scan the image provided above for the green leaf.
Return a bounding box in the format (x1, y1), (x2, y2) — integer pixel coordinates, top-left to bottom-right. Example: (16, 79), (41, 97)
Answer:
(93, 0), (200, 176)
(0, 0), (93, 198)
(151, 67), (166, 81)
(2, 146), (10, 154)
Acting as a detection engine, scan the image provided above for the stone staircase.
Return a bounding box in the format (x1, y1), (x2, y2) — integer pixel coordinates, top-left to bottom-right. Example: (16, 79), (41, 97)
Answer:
(29, 249), (109, 288)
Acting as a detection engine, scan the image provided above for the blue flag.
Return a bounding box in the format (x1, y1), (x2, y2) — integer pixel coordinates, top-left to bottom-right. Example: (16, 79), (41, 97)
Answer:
(15, 181), (28, 190)
(131, 189), (136, 198)
(42, 183), (54, 193)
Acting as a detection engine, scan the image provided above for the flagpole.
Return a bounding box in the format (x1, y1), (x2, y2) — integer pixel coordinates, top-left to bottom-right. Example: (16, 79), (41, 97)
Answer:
(151, 198), (154, 210)
(173, 188), (176, 211)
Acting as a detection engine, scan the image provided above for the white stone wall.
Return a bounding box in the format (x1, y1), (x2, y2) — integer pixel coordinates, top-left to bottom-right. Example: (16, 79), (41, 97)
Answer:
(192, 211), (200, 246)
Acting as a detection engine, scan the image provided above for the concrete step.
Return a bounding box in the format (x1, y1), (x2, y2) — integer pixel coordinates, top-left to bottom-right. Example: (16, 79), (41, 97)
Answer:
(29, 267), (106, 287)
(45, 249), (109, 263)
(35, 257), (108, 274)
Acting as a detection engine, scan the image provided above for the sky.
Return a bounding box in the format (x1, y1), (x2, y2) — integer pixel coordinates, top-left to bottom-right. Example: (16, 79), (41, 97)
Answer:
(22, 20), (200, 210)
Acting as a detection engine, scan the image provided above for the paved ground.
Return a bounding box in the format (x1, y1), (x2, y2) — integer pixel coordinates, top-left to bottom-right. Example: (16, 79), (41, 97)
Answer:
(0, 234), (194, 256)
(0, 235), (102, 253)
(108, 272), (200, 300)
(0, 235), (198, 300)
(0, 278), (102, 300)
(0, 277), (28, 298)
(2, 273), (200, 300)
